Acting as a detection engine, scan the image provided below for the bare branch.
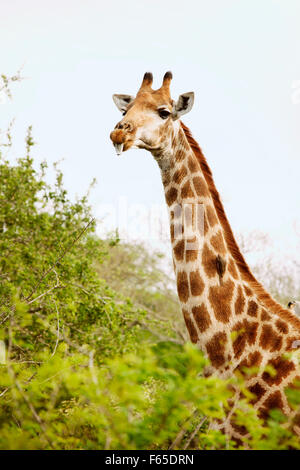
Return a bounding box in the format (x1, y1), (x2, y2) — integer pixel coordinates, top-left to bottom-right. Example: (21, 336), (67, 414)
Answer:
(183, 416), (207, 450)
(50, 297), (60, 358)
(24, 217), (95, 302)
(127, 319), (184, 345)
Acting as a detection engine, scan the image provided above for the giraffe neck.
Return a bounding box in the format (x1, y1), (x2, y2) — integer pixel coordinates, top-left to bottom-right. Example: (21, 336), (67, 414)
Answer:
(151, 121), (300, 439)
(154, 124), (237, 373)
(153, 123), (300, 376)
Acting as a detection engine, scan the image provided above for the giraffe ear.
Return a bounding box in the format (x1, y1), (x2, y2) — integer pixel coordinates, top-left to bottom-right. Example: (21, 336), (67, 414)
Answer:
(112, 94), (135, 113)
(172, 92), (194, 120)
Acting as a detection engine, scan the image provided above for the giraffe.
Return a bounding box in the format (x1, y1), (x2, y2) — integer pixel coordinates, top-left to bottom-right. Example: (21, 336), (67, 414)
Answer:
(110, 71), (300, 442)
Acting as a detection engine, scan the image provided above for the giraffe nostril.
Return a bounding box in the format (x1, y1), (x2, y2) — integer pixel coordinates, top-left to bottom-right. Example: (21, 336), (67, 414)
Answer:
(115, 121), (133, 131)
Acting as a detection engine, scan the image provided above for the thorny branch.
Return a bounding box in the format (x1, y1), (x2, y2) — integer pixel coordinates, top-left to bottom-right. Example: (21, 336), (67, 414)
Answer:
(24, 217), (95, 302)
(0, 217), (95, 324)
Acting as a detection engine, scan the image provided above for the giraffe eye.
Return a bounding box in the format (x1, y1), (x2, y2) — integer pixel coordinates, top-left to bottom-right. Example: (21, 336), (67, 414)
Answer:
(122, 110), (127, 116)
(158, 109), (171, 119)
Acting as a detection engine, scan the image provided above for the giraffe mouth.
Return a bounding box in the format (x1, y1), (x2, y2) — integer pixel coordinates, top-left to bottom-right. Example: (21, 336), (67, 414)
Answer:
(113, 143), (124, 155)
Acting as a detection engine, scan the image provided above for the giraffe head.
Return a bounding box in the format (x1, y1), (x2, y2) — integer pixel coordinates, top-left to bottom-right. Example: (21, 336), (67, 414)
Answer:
(110, 72), (194, 156)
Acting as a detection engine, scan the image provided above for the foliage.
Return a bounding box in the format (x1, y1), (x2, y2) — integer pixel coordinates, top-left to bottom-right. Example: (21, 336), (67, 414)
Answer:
(97, 238), (187, 342)
(0, 68), (23, 101)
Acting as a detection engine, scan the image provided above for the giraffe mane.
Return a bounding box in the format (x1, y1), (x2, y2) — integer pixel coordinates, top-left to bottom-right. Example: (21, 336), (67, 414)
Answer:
(180, 121), (300, 332)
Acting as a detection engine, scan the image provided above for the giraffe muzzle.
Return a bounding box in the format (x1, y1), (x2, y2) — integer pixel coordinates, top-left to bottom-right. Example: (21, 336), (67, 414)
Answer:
(110, 129), (127, 156)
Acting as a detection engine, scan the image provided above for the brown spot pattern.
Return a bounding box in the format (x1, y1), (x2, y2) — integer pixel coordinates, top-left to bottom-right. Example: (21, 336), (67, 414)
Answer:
(192, 304), (211, 332)
(235, 285), (245, 315)
(166, 187), (178, 206)
(162, 172), (171, 186)
(187, 156), (198, 173)
(177, 271), (189, 303)
(261, 310), (271, 321)
(231, 422), (248, 437)
(260, 391), (284, 420)
(202, 243), (218, 278)
(275, 320), (289, 334)
(181, 137), (190, 151)
(181, 181), (194, 199)
(247, 300), (258, 317)
(232, 320), (259, 359)
(262, 356), (296, 386)
(259, 324), (283, 352)
(186, 248), (198, 262)
(206, 205), (218, 227)
(210, 231), (226, 255)
(208, 279), (235, 323)
(175, 147), (185, 162)
(228, 258), (239, 280)
(170, 224), (175, 243)
(206, 332), (227, 368)
(244, 285), (253, 297)
(248, 382), (266, 404)
(232, 321), (246, 359)
(243, 351), (262, 369)
(173, 240), (185, 261)
(182, 309), (198, 343)
(193, 176), (209, 198)
(245, 320), (259, 345)
(172, 165), (187, 185)
(189, 270), (205, 296)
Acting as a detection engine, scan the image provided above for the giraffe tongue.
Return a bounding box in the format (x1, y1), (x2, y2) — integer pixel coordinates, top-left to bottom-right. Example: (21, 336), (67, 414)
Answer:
(114, 143), (124, 155)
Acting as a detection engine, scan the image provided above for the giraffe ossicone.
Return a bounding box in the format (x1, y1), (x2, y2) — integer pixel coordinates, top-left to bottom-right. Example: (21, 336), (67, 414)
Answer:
(110, 71), (300, 442)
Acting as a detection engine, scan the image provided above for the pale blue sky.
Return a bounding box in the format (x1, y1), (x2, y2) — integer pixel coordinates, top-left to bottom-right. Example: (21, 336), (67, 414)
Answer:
(1, 0), (300, 258)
